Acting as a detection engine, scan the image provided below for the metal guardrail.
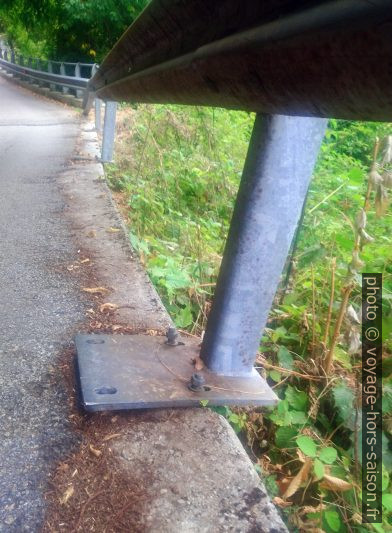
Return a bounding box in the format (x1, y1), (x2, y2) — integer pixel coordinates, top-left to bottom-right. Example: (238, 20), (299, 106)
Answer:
(0, 46), (117, 163)
(75, 0), (391, 412)
(0, 46), (93, 93)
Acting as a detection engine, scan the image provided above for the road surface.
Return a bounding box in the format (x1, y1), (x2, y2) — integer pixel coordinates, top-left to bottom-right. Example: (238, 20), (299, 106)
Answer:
(0, 75), (85, 531)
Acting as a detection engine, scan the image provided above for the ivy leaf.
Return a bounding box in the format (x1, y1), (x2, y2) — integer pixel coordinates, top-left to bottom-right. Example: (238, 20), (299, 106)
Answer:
(296, 435), (317, 457)
(319, 447), (338, 464)
(285, 385), (308, 411)
(314, 458), (325, 480)
(324, 510), (341, 532)
(277, 346), (294, 370)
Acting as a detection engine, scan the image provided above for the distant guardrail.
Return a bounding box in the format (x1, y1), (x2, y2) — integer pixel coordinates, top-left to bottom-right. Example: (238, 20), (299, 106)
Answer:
(0, 46), (117, 163)
(0, 46), (95, 95)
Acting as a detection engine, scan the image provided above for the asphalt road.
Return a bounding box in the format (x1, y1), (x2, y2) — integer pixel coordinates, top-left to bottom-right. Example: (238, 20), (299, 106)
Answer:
(0, 76), (85, 530)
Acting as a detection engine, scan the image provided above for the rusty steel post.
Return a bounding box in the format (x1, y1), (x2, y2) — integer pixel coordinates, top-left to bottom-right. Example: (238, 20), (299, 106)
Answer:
(200, 113), (327, 376)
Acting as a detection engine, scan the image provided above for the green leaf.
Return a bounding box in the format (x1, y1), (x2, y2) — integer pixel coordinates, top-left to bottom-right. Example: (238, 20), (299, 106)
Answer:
(165, 270), (191, 289)
(174, 306), (193, 328)
(334, 234), (354, 253)
(319, 447), (338, 464)
(271, 326), (287, 343)
(324, 510), (341, 532)
(382, 432), (392, 471)
(199, 399), (209, 407)
(285, 385), (308, 411)
(382, 493), (392, 511)
(277, 346), (294, 370)
(348, 167), (363, 184)
(382, 383), (392, 414)
(288, 410), (308, 425)
(372, 524), (387, 533)
(275, 427), (298, 449)
(296, 435), (317, 457)
(269, 400), (291, 426)
(381, 465), (389, 491)
(333, 347), (352, 370)
(269, 370), (281, 382)
(298, 244), (326, 268)
(314, 458), (325, 480)
(332, 382), (355, 427)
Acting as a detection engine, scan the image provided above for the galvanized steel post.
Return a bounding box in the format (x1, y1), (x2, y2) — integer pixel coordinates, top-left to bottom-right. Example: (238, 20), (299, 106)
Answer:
(47, 61), (55, 91)
(101, 101), (117, 163)
(27, 57), (33, 83)
(36, 59), (42, 86)
(74, 62), (83, 98)
(95, 98), (102, 132)
(17, 54), (24, 79)
(60, 63), (69, 94)
(200, 114), (327, 376)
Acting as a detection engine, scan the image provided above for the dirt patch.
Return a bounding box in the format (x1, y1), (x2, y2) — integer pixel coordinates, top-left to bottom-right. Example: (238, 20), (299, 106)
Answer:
(42, 213), (164, 530)
(43, 379), (154, 532)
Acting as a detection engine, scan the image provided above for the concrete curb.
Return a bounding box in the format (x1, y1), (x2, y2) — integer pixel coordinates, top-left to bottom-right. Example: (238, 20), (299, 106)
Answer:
(60, 117), (288, 532)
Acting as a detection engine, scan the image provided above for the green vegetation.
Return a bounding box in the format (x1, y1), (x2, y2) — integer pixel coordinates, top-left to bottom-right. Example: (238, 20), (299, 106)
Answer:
(107, 104), (392, 532)
(0, 0), (147, 61)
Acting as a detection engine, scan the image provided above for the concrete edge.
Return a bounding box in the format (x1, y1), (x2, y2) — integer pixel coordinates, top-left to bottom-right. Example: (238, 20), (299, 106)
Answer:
(58, 116), (288, 531)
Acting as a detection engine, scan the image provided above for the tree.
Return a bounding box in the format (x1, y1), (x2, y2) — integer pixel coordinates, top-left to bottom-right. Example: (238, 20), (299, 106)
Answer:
(0, 0), (147, 61)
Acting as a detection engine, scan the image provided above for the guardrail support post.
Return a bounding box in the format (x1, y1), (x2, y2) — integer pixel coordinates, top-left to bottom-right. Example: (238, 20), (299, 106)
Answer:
(47, 61), (55, 91)
(27, 57), (33, 83)
(17, 54), (24, 79)
(95, 98), (102, 132)
(60, 63), (69, 94)
(74, 62), (83, 98)
(36, 59), (42, 86)
(200, 114), (327, 376)
(101, 101), (117, 163)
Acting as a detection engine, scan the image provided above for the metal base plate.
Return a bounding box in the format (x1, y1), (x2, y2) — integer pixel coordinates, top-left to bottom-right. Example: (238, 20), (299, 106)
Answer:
(75, 333), (278, 411)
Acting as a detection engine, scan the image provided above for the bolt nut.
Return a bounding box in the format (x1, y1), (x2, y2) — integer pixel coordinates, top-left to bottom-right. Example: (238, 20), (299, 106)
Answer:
(166, 327), (179, 346)
(188, 372), (206, 392)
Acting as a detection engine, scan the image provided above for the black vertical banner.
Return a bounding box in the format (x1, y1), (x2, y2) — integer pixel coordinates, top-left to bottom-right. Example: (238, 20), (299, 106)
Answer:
(362, 274), (382, 523)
